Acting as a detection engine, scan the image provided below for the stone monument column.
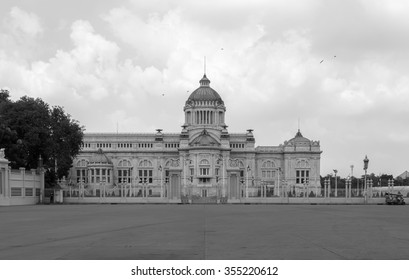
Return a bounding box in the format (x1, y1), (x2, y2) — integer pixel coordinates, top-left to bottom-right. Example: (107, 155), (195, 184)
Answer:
(0, 149), (10, 200)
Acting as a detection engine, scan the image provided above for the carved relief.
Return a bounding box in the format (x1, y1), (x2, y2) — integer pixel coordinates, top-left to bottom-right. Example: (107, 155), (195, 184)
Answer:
(199, 154), (211, 161)
(229, 158), (244, 168)
(166, 158), (180, 167)
(296, 159), (309, 168)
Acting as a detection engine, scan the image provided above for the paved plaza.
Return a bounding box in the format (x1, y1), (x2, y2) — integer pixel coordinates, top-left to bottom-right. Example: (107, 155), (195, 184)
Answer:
(0, 204), (408, 260)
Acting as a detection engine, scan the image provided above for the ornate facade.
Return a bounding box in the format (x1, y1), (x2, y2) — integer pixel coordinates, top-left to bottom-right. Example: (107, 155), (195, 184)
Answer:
(69, 74), (322, 202)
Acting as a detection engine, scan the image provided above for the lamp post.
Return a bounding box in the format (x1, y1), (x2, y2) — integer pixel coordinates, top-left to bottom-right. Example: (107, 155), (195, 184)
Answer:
(277, 167), (281, 197)
(363, 155), (369, 203)
(222, 155), (225, 197)
(99, 179), (104, 198)
(345, 176), (351, 199)
(246, 165), (251, 198)
(333, 169), (338, 197)
(158, 165), (163, 198)
(326, 174), (331, 198)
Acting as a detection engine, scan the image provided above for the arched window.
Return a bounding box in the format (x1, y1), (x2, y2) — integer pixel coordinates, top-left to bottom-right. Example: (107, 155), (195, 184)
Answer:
(199, 159), (210, 176)
(76, 159), (88, 183)
(198, 159), (210, 184)
(262, 160), (275, 169)
(77, 159), (88, 167)
(138, 159), (153, 183)
(118, 159), (132, 167)
(200, 159), (210, 165)
(118, 159), (132, 184)
(139, 159), (153, 168)
(261, 160), (276, 180)
(296, 160), (310, 184)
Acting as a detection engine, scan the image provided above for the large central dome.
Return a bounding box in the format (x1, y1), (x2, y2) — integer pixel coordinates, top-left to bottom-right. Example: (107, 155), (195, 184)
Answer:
(186, 74), (224, 104)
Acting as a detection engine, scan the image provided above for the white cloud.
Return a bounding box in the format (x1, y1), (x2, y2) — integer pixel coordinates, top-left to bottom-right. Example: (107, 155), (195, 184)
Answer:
(102, 8), (185, 68)
(5, 6), (43, 37)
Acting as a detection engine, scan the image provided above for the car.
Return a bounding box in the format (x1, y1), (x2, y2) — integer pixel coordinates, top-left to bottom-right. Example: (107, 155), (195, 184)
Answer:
(385, 193), (406, 205)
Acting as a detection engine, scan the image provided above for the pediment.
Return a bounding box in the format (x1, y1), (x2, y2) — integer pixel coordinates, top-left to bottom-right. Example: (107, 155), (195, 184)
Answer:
(189, 129), (220, 147)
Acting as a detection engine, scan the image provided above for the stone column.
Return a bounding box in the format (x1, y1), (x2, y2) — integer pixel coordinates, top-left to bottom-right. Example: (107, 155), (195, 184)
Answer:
(0, 153), (10, 198)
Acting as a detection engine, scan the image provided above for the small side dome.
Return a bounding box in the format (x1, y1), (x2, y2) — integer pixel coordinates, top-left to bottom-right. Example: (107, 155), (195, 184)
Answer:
(286, 130), (311, 144)
(89, 149), (112, 165)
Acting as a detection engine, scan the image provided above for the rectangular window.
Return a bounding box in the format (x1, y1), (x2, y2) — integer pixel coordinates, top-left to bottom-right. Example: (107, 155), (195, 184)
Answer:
(25, 188), (33, 196)
(139, 169), (153, 184)
(76, 170), (81, 183)
(165, 170), (170, 183)
(118, 170), (123, 183)
(11, 188), (22, 196)
(240, 170), (245, 183)
(296, 169), (310, 184)
(148, 170), (153, 183)
(200, 168), (209, 176)
(118, 169), (131, 184)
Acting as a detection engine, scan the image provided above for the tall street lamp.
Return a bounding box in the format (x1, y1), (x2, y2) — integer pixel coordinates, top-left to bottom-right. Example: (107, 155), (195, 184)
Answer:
(246, 165), (251, 198)
(158, 164), (163, 198)
(363, 155), (369, 203)
(333, 169), (338, 197)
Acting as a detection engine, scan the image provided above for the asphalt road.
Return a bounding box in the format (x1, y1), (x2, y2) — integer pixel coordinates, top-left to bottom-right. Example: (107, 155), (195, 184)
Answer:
(0, 204), (408, 259)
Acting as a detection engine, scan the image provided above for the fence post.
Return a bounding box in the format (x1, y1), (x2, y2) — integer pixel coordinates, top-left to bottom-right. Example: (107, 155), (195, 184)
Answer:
(20, 168), (26, 197)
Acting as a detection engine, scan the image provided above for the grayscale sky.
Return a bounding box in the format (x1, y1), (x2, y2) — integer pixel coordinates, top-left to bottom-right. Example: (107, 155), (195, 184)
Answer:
(1, 0), (408, 178)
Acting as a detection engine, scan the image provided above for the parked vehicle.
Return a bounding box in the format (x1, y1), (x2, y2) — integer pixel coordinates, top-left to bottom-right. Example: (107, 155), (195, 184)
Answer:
(385, 193), (406, 205)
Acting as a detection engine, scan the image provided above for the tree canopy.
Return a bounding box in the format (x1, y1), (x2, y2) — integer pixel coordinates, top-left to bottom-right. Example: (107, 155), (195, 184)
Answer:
(0, 89), (84, 186)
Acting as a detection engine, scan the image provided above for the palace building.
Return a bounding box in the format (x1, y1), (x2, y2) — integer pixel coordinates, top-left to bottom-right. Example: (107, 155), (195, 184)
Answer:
(68, 74), (322, 202)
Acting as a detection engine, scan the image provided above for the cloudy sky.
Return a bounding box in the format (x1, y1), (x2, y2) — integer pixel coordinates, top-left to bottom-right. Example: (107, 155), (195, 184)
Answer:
(1, 0), (408, 178)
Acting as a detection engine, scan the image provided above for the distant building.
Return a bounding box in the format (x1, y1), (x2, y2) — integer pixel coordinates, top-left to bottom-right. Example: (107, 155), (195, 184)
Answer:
(397, 171), (409, 180)
(69, 74), (322, 202)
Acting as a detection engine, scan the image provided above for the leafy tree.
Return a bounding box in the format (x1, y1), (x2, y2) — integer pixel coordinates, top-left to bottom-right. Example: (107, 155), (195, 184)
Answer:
(0, 91), (84, 187)
(0, 89), (10, 103)
(0, 90), (19, 159)
(48, 106), (83, 179)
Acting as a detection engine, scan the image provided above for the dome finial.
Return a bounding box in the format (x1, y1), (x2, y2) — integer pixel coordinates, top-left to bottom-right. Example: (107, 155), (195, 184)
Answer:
(199, 73), (210, 87)
(298, 117), (300, 131)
